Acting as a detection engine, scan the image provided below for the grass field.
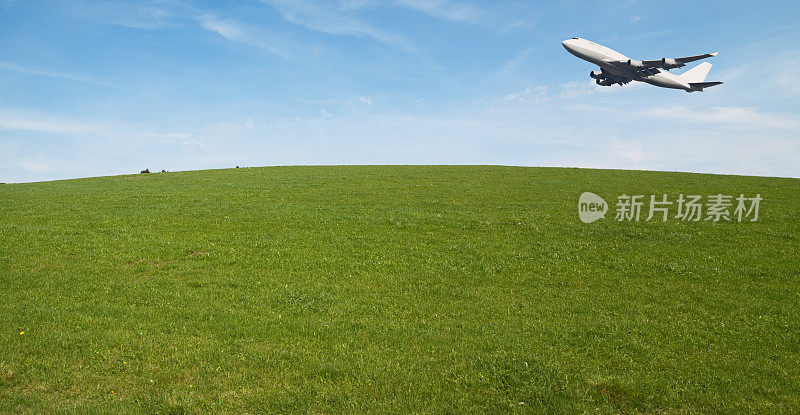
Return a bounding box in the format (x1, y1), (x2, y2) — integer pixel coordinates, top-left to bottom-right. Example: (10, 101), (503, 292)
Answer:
(1, 166), (798, 413)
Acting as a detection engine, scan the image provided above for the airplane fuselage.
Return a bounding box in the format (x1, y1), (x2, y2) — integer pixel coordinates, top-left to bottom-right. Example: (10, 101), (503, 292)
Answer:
(562, 38), (692, 90)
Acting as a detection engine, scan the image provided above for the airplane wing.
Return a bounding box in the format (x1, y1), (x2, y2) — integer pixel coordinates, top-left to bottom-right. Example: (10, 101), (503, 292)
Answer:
(611, 74), (632, 85)
(607, 59), (661, 76)
(605, 75), (631, 86)
(591, 68), (631, 86)
(643, 52), (719, 69)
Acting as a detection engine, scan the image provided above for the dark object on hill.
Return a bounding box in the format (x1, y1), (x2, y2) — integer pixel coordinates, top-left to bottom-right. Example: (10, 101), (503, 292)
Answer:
(140, 169), (150, 174)
(236, 166), (240, 168)
(161, 169), (166, 172)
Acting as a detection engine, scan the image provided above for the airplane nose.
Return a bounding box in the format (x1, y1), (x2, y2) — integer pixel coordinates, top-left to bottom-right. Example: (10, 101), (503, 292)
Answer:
(562, 39), (575, 52)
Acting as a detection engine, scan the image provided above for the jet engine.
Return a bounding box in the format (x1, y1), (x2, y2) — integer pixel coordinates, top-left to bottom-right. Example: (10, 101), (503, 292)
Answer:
(590, 70), (603, 79)
(627, 59), (646, 68)
(660, 57), (684, 69)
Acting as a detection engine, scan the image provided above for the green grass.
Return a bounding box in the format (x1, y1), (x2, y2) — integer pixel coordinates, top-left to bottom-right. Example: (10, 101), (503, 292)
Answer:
(0, 165), (798, 414)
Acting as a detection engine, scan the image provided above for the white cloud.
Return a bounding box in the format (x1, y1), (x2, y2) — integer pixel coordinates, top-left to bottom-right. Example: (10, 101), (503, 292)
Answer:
(196, 14), (246, 40)
(0, 108), (193, 142)
(260, 0), (413, 50)
(395, 0), (481, 22)
(17, 160), (53, 173)
(558, 79), (642, 99)
(67, 0), (178, 30)
(0, 109), (110, 136)
(635, 106), (800, 130)
(0, 61), (116, 87)
(354, 94), (388, 106)
(503, 85), (549, 104)
(487, 80), (633, 110)
(3, 101), (799, 183)
(716, 47), (800, 97)
(500, 47), (535, 72)
(773, 67), (800, 95)
(195, 14), (291, 58)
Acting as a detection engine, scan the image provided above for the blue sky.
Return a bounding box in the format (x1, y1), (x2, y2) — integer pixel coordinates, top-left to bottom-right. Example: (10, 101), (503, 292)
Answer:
(1, 0), (798, 182)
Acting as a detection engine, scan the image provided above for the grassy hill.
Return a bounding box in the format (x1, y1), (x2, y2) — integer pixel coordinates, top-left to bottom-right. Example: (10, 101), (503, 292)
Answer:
(1, 166), (798, 413)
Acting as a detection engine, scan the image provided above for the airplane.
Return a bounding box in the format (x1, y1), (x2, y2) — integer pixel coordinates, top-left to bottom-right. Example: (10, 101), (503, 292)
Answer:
(561, 37), (722, 92)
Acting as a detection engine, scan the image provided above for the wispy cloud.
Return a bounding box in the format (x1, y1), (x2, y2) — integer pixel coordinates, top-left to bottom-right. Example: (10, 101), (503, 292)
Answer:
(195, 14), (292, 58)
(66, 0), (179, 30)
(396, 0), (481, 22)
(634, 106), (800, 130)
(502, 85), (549, 104)
(0, 108), (111, 136)
(482, 80), (638, 113)
(557, 80), (643, 98)
(773, 66), (800, 95)
(260, 0), (414, 50)
(17, 160), (54, 173)
(718, 49), (800, 96)
(352, 94), (388, 106)
(0, 108), (194, 143)
(493, 80), (638, 105)
(501, 47), (535, 72)
(196, 14), (246, 41)
(0, 61), (116, 87)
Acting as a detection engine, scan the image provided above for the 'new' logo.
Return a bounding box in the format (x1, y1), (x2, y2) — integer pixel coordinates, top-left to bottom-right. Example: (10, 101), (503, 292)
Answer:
(578, 192), (607, 223)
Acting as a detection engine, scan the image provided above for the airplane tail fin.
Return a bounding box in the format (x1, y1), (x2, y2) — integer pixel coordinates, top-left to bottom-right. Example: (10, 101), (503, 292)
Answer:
(681, 62), (713, 83)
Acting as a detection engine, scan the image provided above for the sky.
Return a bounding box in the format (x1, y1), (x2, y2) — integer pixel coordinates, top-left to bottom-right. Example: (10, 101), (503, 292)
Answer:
(0, 0), (798, 182)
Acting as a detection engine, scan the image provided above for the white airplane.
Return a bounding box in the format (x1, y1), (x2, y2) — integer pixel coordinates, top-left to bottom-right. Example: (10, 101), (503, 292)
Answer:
(562, 37), (722, 92)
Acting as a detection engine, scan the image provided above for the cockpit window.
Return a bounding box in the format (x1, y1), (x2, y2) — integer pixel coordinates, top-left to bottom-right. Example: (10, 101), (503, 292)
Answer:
(572, 37), (578, 39)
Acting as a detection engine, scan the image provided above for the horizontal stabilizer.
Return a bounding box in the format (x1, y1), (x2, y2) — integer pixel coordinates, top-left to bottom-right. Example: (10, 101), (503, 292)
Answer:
(688, 81), (723, 91)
